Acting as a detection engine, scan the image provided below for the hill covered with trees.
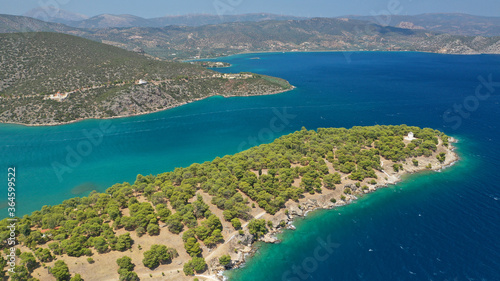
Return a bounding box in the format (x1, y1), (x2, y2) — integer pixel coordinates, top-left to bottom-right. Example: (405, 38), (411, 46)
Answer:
(0, 32), (292, 125)
(0, 125), (457, 280)
(0, 14), (75, 33)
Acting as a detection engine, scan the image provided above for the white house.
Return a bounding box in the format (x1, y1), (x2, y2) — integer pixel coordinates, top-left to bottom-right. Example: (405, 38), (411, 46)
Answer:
(404, 132), (416, 141)
(48, 92), (69, 101)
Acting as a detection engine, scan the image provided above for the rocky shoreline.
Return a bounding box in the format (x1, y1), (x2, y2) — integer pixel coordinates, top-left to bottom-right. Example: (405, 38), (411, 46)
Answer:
(14, 127), (458, 281)
(208, 138), (459, 280)
(0, 86), (295, 127)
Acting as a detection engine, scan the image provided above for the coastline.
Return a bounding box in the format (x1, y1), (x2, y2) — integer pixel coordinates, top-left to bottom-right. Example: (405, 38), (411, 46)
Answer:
(211, 138), (460, 281)
(6, 41), (496, 280)
(6, 49), (499, 127)
(187, 49), (500, 62)
(18, 129), (460, 281)
(0, 86), (296, 127)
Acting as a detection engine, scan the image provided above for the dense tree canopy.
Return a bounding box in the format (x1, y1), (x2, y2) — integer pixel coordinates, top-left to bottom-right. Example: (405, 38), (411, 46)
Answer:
(142, 244), (178, 269)
(183, 257), (207, 275)
(117, 256), (138, 280)
(50, 260), (71, 281)
(219, 254), (231, 266)
(248, 219), (268, 238)
(70, 274), (84, 281)
(0, 125), (450, 279)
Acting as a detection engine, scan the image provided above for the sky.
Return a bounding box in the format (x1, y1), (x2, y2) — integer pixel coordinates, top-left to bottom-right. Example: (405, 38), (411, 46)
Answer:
(1, 0), (499, 18)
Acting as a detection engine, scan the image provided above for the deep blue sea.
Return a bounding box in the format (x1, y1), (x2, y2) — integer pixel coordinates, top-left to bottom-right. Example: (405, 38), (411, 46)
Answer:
(1, 52), (499, 280)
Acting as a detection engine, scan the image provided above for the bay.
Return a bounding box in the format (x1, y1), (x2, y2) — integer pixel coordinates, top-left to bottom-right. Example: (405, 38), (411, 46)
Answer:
(1, 51), (499, 280)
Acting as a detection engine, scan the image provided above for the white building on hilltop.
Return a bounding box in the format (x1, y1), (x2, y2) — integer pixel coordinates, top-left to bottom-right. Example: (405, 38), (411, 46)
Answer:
(404, 132), (416, 141)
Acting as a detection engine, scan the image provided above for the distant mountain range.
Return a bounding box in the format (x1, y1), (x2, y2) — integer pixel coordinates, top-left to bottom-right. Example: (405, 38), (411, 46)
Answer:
(24, 6), (89, 24)
(24, 8), (305, 28)
(20, 8), (500, 37)
(344, 13), (500, 37)
(1, 13), (500, 60)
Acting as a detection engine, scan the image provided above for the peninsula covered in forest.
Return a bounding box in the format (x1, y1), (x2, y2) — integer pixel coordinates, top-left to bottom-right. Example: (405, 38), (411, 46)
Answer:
(0, 32), (292, 126)
(0, 125), (458, 280)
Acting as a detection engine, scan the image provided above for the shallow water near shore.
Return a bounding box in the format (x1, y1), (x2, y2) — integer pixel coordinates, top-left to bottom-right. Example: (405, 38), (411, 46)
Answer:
(226, 139), (499, 280)
(1, 52), (500, 280)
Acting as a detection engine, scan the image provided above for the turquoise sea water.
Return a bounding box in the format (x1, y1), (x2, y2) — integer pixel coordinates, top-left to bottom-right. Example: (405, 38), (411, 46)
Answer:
(1, 52), (500, 280)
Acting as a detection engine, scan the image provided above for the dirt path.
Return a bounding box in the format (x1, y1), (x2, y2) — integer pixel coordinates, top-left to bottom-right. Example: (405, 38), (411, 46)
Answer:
(195, 274), (220, 281)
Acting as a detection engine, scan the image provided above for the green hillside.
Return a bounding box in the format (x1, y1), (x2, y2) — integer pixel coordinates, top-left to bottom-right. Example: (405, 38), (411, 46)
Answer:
(0, 14), (74, 33)
(0, 32), (206, 95)
(0, 32), (292, 125)
(0, 125), (453, 280)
